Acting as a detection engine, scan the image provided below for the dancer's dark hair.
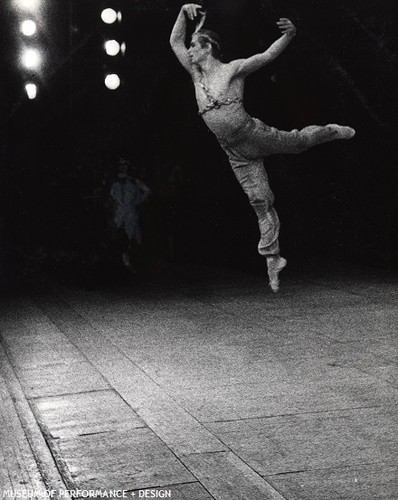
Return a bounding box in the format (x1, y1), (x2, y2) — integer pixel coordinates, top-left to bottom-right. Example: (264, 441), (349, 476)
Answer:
(196, 29), (223, 61)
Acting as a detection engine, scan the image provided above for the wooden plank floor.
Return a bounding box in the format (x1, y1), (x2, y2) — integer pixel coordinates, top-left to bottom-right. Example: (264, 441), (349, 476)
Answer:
(0, 263), (397, 499)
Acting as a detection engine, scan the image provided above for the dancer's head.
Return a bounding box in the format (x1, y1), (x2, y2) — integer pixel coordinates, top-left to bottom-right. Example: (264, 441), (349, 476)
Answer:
(189, 29), (222, 63)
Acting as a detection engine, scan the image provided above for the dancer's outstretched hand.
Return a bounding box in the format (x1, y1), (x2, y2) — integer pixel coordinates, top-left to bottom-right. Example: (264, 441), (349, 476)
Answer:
(182, 4), (205, 21)
(277, 18), (296, 37)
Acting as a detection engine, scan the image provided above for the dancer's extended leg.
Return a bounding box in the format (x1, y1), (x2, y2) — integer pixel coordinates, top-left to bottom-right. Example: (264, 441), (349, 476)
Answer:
(265, 121), (356, 155)
(226, 119), (356, 158)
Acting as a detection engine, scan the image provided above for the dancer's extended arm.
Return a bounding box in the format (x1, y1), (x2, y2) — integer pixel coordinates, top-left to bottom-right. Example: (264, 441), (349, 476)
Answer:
(234, 18), (296, 77)
(170, 3), (204, 73)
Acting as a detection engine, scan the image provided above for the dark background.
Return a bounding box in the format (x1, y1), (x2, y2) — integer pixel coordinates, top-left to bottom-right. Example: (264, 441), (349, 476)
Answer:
(1, 0), (397, 286)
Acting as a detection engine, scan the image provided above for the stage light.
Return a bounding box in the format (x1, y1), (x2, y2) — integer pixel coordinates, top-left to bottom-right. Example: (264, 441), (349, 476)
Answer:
(105, 40), (120, 56)
(15, 0), (40, 11)
(25, 83), (37, 99)
(21, 19), (37, 36)
(104, 73), (121, 90)
(21, 48), (41, 69)
(121, 42), (126, 55)
(101, 8), (118, 24)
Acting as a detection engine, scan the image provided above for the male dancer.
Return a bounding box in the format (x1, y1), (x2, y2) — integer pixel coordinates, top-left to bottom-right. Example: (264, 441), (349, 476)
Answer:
(170, 3), (355, 291)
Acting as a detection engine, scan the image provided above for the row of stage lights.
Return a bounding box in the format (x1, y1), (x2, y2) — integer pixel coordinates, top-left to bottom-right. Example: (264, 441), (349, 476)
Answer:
(13, 0), (41, 100)
(101, 7), (126, 91)
(14, 0), (125, 100)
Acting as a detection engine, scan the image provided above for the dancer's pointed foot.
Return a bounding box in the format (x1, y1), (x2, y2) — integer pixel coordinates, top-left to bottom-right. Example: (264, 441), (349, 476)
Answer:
(267, 255), (287, 293)
(328, 124), (356, 139)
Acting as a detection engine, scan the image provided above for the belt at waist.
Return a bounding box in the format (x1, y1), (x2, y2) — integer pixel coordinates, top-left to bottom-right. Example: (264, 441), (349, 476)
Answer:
(198, 97), (243, 116)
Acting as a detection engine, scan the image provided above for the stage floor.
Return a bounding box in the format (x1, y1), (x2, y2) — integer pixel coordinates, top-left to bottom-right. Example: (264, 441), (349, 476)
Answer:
(1, 263), (397, 499)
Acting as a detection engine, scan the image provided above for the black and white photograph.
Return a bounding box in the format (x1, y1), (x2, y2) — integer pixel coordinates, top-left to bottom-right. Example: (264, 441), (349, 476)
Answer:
(0, 0), (397, 498)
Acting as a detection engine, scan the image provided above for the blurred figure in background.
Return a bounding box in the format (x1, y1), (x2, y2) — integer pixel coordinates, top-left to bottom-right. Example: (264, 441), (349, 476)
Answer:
(109, 157), (151, 272)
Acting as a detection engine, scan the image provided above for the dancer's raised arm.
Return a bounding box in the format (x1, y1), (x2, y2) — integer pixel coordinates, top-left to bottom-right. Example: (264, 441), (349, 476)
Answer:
(170, 3), (204, 74)
(234, 18), (296, 77)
